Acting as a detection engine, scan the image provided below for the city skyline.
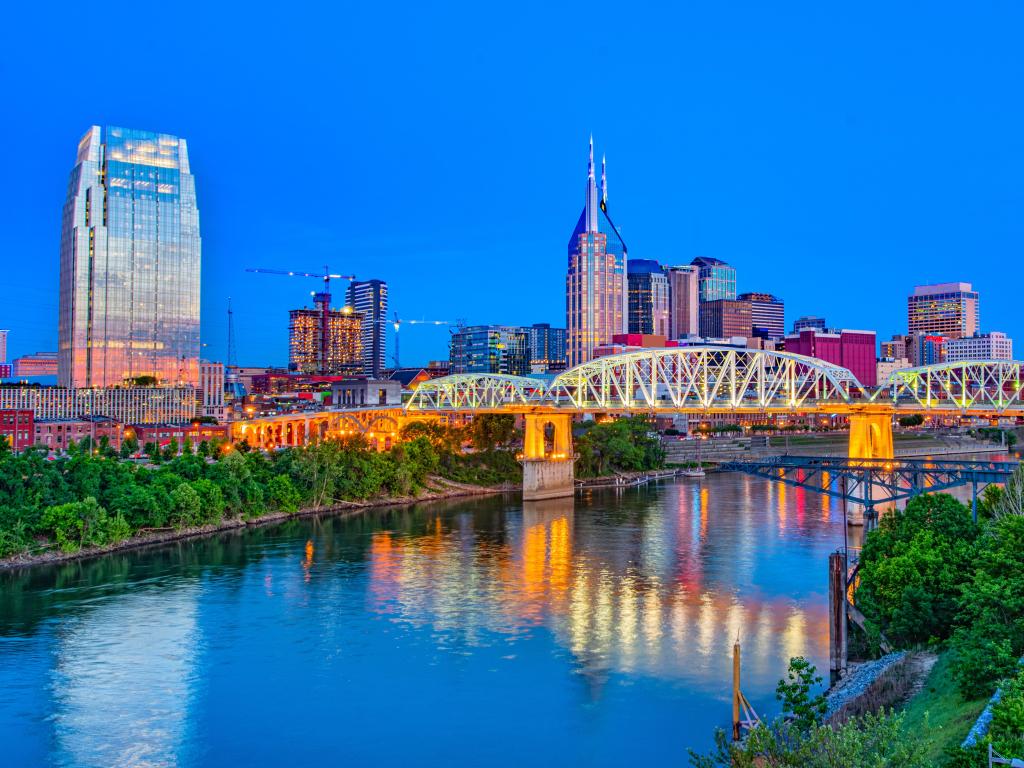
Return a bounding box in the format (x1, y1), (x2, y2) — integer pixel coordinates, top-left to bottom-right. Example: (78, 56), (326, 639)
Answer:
(3, 4), (1024, 368)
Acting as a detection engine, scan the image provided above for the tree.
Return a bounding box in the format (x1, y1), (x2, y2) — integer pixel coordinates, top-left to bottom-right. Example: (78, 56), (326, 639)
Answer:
(775, 657), (827, 732)
(996, 464), (1024, 518)
(856, 493), (978, 646)
(169, 482), (202, 529)
(898, 414), (924, 427)
(267, 475), (302, 513)
(182, 437), (194, 456)
(470, 414), (516, 452)
(144, 442), (161, 463)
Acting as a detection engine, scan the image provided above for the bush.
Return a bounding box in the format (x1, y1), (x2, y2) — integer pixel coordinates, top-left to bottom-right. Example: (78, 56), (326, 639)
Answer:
(267, 475), (301, 513)
(575, 417), (664, 478)
(856, 494), (978, 646)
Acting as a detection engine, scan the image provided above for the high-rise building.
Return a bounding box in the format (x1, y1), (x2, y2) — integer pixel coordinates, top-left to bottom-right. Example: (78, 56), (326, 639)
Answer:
(699, 299), (752, 339)
(692, 257), (737, 303)
(783, 328), (878, 386)
(527, 324), (567, 372)
(907, 333), (947, 366)
(449, 325), (530, 376)
(627, 260), (670, 337)
(793, 316), (827, 333)
(198, 361), (226, 421)
(945, 332), (1013, 362)
(0, 330), (7, 364)
(346, 279), (388, 377)
(664, 265), (699, 339)
(907, 282), (979, 339)
(58, 126), (201, 388)
(566, 139), (627, 366)
(738, 292), (785, 340)
(288, 294), (363, 375)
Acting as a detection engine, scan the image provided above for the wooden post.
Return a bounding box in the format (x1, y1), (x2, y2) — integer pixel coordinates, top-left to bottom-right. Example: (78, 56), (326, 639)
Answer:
(828, 551), (848, 684)
(732, 640), (741, 741)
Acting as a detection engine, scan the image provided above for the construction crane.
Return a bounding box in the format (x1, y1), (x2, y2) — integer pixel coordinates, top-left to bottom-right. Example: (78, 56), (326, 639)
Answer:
(246, 265), (357, 374)
(391, 313), (463, 369)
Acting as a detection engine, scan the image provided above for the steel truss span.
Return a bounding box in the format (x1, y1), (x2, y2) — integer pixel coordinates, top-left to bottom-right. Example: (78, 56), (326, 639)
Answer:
(883, 360), (1024, 413)
(406, 348), (1024, 415)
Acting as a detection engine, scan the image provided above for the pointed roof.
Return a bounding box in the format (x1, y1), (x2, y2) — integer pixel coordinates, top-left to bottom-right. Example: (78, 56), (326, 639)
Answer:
(568, 138), (627, 256)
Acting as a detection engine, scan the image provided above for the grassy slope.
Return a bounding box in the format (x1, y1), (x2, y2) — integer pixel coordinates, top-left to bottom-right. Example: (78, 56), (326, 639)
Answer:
(900, 652), (988, 764)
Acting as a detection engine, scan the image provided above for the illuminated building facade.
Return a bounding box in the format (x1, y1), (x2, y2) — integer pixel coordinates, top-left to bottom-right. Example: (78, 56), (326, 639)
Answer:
(346, 279), (388, 377)
(449, 325), (530, 376)
(627, 260), (670, 337)
(699, 299), (752, 340)
(783, 328), (878, 386)
(58, 126), (201, 388)
(738, 292), (784, 340)
(527, 324), (567, 372)
(907, 282), (979, 339)
(12, 352), (58, 377)
(198, 361), (225, 421)
(945, 331), (1012, 362)
(880, 334), (908, 360)
(0, 409), (34, 452)
(566, 139), (627, 366)
(664, 265), (699, 339)
(0, 330), (7, 364)
(288, 294), (363, 375)
(691, 257), (736, 303)
(0, 386), (196, 424)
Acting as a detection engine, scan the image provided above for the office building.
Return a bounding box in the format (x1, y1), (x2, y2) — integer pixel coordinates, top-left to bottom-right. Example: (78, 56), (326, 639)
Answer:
(699, 299), (752, 340)
(449, 325), (530, 376)
(627, 260), (670, 337)
(0, 365), (10, 380)
(664, 265), (699, 339)
(881, 335), (908, 360)
(0, 330), (7, 364)
(907, 282), (979, 339)
(346, 279), (388, 377)
(288, 294), (363, 375)
(691, 257), (737, 302)
(0, 386), (196, 424)
(945, 332), (1013, 362)
(792, 316), (827, 333)
(527, 324), (567, 372)
(198, 361), (226, 421)
(738, 292), (785, 340)
(58, 126), (201, 388)
(12, 352), (58, 377)
(783, 328), (878, 386)
(876, 357), (910, 384)
(566, 139), (627, 366)
(907, 332), (947, 367)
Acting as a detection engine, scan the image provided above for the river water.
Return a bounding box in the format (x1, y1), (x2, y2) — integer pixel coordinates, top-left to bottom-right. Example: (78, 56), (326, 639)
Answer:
(0, 472), (863, 767)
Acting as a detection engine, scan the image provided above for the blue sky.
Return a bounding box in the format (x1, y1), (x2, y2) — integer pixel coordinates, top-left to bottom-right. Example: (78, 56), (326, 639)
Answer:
(2, 2), (1022, 367)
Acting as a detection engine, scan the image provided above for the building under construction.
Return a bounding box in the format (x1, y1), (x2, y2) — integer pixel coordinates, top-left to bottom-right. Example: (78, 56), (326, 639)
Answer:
(288, 292), (363, 375)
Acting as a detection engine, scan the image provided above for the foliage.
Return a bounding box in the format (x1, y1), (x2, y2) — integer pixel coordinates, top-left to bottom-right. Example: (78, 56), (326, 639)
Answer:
(41, 497), (129, 552)
(574, 417), (665, 478)
(899, 414), (925, 427)
(995, 463), (1024, 518)
(776, 657), (827, 732)
(266, 475), (301, 513)
(469, 414), (516, 452)
(856, 494), (979, 646)
(950, 515), (1024, 697)
(689, 710), (929, 767)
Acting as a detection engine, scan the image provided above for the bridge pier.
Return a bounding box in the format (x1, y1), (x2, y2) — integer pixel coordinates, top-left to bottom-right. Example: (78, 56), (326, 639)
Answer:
(521, 414), (574, 501)
(848, 410), (894, 461)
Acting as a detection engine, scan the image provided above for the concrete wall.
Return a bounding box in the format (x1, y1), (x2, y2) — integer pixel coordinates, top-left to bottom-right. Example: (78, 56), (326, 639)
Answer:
(522, 458), (574, 501)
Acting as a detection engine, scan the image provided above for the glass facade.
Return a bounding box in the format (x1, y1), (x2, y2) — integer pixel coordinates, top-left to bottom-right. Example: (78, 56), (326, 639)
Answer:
(566, 141), (627, 366)
(691, 257), (737, 303)
(664, 265), (699, 339)
(527, 323), (567, 372)
(58, 126), (201, 388)
(346, 279), (388, 377)
(449, 326), (530, 376)
(627, 260), (670, 336)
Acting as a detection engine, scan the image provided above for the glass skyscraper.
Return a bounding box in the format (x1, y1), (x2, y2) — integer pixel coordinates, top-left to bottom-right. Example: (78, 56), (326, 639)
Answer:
(691, 256), (737, 303)
(566, 139), (627, 367)
(58, 126), (201, 388)
(627, 259), (671, 337)
(346, 279), (388, 377)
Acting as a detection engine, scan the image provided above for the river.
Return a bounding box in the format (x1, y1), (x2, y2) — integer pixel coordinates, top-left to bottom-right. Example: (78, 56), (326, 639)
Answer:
(1, 472), (866, 766)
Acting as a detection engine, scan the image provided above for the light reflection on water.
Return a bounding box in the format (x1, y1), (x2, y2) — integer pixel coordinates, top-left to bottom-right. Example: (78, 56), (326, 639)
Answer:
(1, 472), (868, 766)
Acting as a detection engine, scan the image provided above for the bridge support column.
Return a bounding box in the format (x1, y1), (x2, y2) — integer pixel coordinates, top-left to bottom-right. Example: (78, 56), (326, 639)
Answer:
(848, 410), (894, 461)
(522, 414), (574, 501)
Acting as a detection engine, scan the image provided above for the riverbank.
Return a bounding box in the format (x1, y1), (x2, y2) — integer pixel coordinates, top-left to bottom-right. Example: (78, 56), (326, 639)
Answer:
(0, 477), (516, 572)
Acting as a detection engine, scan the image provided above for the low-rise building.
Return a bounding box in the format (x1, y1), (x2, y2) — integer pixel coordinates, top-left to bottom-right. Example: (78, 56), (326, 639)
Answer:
(34, 417), (123, 452)
(130, 422), (230, 449)
(0, 386), (196, 424)
(331, 378), (403, 407)
(945, 332), (1013, 362)
(0, 409), (34, 451)
(782, 328), (878, 386)
(876, 357), (911, 384)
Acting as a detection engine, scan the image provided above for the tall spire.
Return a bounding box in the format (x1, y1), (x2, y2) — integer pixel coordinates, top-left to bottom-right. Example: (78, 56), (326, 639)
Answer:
(585, 136), (598, 232)
(601, 153), (607, 207)
(588, 134), (595, 179)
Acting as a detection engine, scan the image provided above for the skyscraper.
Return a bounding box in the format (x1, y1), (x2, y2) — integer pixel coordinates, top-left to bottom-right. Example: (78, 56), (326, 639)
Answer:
(627, 260), (670, 337)
(0, 330), (7, 364)
(738, 292), (785, 340)
(566, 139), (627, 366)
(288, 295), (363, 375)
(664, 265), (699, 339)
(449, 326), (530, 376)
(58, 126), (201, 388)
(527, 324), (567, 372)
(346, 279), (388, 377)
(691, 257), (737, 303)
(907, 282), (979, 339)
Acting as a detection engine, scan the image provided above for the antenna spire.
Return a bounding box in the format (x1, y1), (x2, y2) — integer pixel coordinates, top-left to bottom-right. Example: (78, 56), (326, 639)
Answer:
(588, 134), (594, 179)
(601, 153), (607, 205)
